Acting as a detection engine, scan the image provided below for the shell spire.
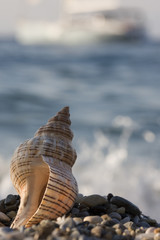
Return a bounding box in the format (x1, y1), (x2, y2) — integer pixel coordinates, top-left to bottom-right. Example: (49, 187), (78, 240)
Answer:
(10, 106), (78, 229)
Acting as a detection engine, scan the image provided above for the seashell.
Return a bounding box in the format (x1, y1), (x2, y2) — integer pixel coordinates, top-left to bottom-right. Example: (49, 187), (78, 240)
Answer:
(10, 106), (78, 228)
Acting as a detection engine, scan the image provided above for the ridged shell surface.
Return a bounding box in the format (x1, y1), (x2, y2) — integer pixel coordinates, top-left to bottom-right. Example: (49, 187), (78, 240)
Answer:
(10, 106), (78, 228)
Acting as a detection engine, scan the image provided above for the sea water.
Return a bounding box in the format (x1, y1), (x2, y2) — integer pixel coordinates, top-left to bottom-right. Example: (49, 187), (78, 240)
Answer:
(0, 39), (160, 220)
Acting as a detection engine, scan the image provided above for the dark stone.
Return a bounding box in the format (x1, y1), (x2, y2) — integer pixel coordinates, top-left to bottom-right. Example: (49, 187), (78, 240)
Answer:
(5, 202), (19, 212)
(110, 196), (141, 216)
(0, 200), (6, 213)
(107, 193), (114, 202)
(81, 194), (108, 207)
(4, 195), (17, 206)
(89, 204), (109, 215)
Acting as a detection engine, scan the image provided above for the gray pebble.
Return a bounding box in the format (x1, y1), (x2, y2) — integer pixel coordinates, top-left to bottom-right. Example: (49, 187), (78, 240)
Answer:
(6, 211), (17, 219)
(109, 212), (122, 221)
(0, 212), (10, 222)
(76, 211), (89, 218)
(145, 227), (156, 234)
(134, 215), (140, 224)
(84, 216), (102, 224)
(154, 233), (160, 240)
(101, 214), (112, 221)
(116, 207), (126, 215)
(60, 217), (75, 231)
(111, 196), (141, 216)
(0, 227), (24, 239)
(135, 233), (154, 240)
(73, 217), (83, 225)
(120, 216), (131, 224)
(4, 195), (17, 206)
(91, 225), (104, 238)
(71, 207), (79, 215)
(123, 221), (136, 230)
(70, 229), (80, 239)
(81, 194), (108, 207)
(138, 221), (151, 228)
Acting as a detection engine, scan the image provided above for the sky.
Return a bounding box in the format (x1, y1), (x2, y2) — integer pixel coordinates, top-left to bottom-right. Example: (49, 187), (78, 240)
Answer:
(0, 0), (160, 40)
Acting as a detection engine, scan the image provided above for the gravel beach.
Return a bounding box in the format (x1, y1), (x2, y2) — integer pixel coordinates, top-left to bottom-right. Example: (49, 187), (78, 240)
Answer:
(0, 193), (159, 240)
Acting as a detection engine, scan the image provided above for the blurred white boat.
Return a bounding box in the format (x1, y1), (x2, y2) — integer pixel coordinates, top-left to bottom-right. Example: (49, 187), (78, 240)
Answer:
(15, 0), (146, 44)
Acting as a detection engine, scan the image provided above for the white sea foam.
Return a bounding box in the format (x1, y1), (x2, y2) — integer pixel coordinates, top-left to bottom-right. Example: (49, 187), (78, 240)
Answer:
(74, 124), (160, 221)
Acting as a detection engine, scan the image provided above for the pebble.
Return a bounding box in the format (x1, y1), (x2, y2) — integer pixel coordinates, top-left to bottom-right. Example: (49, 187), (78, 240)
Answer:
(138, 221), (151, 228)
(101, 214), (112, 221)
(123, 221), (136, 230)
(60, 217), (75, 230)
(0, 193), (159, 240)
(109, 212), (122, 221)
(111, 196), (141, 216)
(6, 210), (17, 219)
(4, 194), (17, 206)
(0, 227), (24, 239)
(0, 212), (10, 222)
(154, 233), (160, 240)
(81, 194), (108, 207)
(116, 207), (125, 215)
(83, 216), (103, 224)
(120, 216), (131, 224)
(154, 228), (160, 234)
(146, 227), (156, 234)
(91, 225), (104, 238)
(73, 217), (83, 225)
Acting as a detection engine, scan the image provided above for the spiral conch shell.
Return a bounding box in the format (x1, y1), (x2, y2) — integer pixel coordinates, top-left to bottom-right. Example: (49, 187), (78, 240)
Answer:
(10, 106), (78, 228)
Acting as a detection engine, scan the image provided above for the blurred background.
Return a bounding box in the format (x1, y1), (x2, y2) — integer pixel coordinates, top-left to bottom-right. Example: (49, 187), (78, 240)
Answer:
(0, 0), (160, 220)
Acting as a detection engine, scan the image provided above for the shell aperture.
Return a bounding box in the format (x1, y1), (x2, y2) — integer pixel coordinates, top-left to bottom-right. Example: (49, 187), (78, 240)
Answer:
(10, 106), (78, 228)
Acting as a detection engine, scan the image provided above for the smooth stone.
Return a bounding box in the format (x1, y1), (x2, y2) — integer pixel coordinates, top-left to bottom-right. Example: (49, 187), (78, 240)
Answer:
(145, 227), (156, 234)
(116, 207), (126, 215)
(71, 207), (79, 215)
(5, 202), (19, 212)
(123, 221), (136, 230)
(75, 193), (84, 204)
(83, 216), (102, 224)
(111, 196), (141, 216)
(145, 217), (157, 226)
(138, 221), (151, 228)
(123, 229), (131, 236)
(154, 228), (160, 234)
(0, 222), (5, 227)
(60, 217), (75, 230)
(81, 194), (108, 207)
(109, 212), (122, 221)
(70, 229), (80, 239)
(73, 217), (83, 225)
(6, 211), (17, 219)
(135, 233), (154, 240)
(0, 212), (10, 222)
(134, 215), (140, 224)
(101, 214), (112, 221)
(101, 218), (119, 227)
(91, 226), (104, 238)
(120, 216), (130, 224)
(0, 200), (6, 213)
(113, 223), (125, 231)
(4, 195), (17, 206)
(40, 219), (56, 228)
(154, 233), (160, 240)
(0, 227), (24, 239)
(76, 211), (89, 217)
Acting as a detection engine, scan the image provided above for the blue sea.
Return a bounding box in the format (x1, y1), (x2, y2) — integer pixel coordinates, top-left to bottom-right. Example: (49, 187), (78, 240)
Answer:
(0, 38), (160, 220)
